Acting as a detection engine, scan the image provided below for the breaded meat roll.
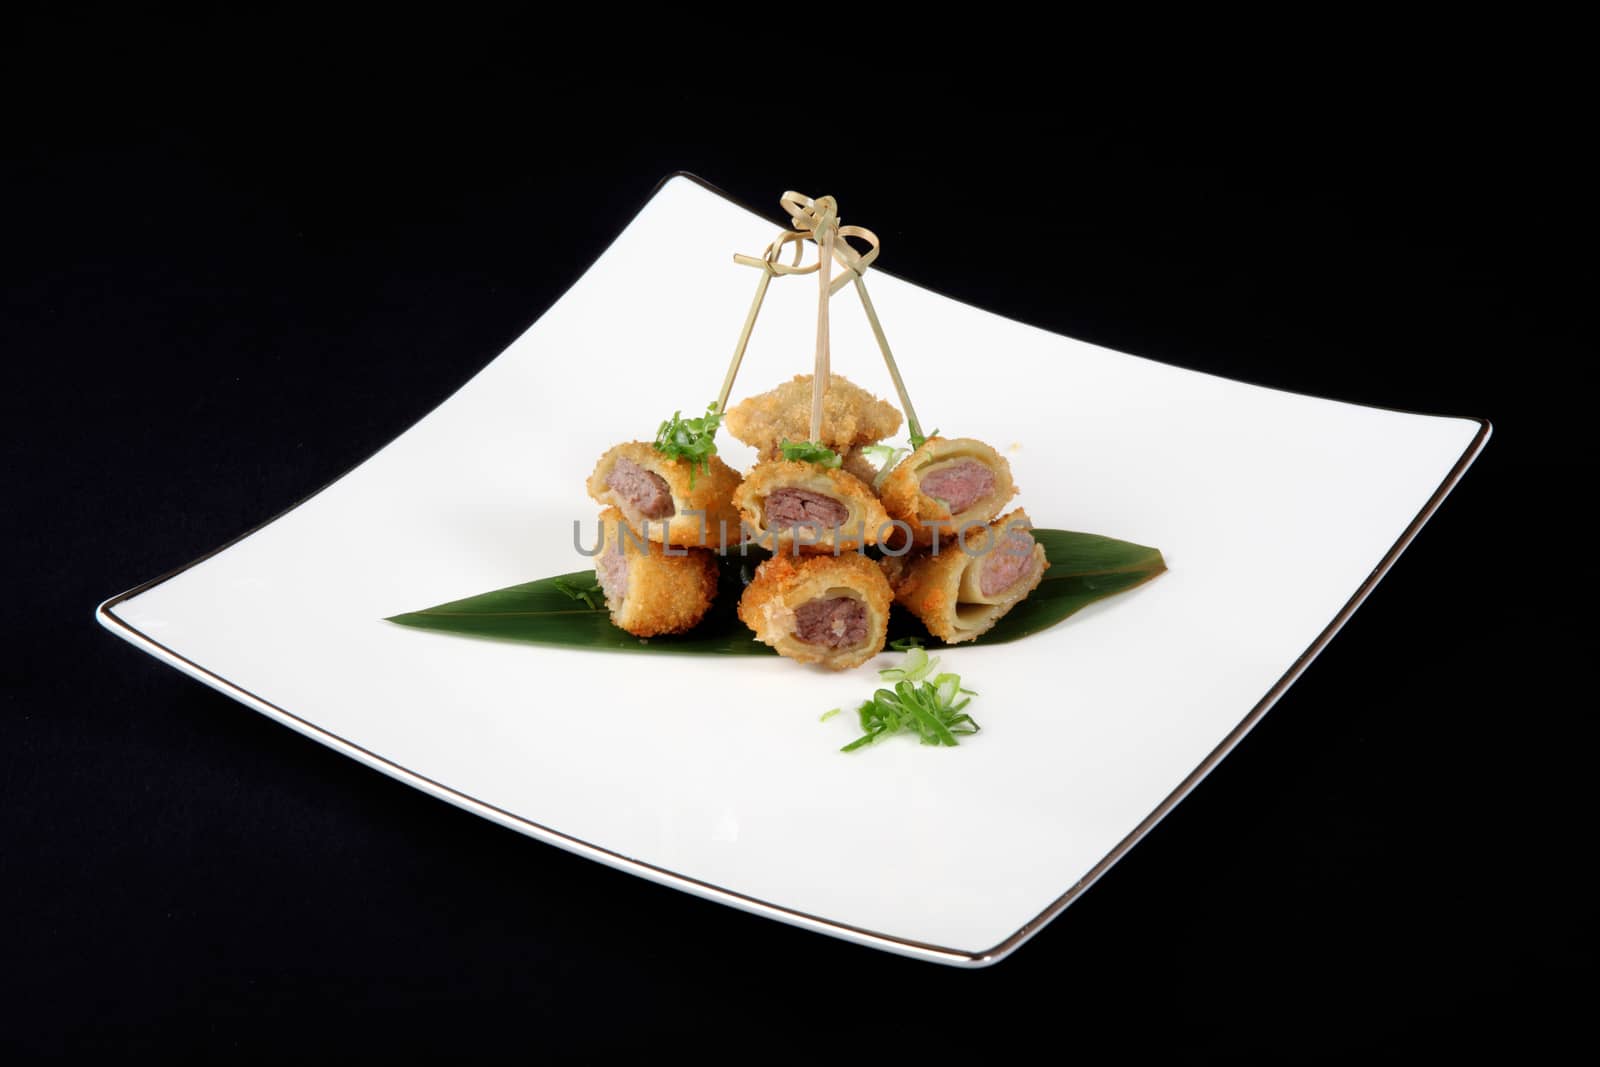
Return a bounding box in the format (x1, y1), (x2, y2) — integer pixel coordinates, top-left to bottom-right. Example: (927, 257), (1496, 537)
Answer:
(882, 508), (1047, 644)
(838, 444), (890, 489)
(725, 374), (902, 460)
(737, 552), (892, 671)
(587, 442), (742, 548)
(594, 507), (719, 637)
(878, 437), (1016, 546)
(734, 460), (891, 555)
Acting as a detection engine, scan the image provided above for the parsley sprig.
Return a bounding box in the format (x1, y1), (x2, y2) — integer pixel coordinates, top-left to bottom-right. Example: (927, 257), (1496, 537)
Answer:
(778, 439), (842, 468)
(837, 648), (981, 752)
(654, 402), (724, 485)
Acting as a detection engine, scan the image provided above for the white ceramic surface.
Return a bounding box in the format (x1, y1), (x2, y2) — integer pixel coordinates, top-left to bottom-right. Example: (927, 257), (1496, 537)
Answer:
(98, 174), (1488, 966)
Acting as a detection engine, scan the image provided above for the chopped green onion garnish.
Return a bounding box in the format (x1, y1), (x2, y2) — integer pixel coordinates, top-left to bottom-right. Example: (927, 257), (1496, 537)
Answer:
(552, 576), (605, 610)
(857, 443), (909, 489)
(654, 402), (723, 486)
(887, 636), (925, 652)
(778, 439), (842, 468)
(878, 646), (939, 684)
(819, 707), (841, 722)
(833, 651), (981, 752)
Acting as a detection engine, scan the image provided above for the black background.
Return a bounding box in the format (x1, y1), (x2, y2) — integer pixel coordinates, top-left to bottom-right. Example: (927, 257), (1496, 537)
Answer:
(4, 20), (1593, 1060)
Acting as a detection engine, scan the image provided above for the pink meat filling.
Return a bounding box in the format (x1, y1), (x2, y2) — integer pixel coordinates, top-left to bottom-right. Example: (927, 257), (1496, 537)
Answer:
(793, 596), (868, 647)
(920, 461), (995, 513)
(980, 529), (1036, 596)
(596, 545), (628, 602)
(606, 457), (674, 519)
(765, 488), (849, 530)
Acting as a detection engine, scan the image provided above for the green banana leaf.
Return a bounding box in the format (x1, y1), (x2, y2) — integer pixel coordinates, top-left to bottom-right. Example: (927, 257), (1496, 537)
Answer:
(385, 529), (1165, 655)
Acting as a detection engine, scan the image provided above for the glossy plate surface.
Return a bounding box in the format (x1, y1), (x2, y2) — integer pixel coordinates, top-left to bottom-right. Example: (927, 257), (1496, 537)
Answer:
(98, 175), (1488, 966)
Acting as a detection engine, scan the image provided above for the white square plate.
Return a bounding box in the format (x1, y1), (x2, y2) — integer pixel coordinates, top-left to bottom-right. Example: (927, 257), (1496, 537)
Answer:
(98, 174), (1488, 966)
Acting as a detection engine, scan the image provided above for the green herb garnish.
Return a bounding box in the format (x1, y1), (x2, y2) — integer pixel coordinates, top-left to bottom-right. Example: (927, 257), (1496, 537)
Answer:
(858, 442), (909, 489)
(551, 576), (605, 610)
(778, 439), (842, 468)
(877, 646), (938, 684)
(654, 402), (723, 486)
(819, 707), (842, 723)
(836, 652), (980, 752)
(887, 635), (925, 652)
(858, 443), (906, 468)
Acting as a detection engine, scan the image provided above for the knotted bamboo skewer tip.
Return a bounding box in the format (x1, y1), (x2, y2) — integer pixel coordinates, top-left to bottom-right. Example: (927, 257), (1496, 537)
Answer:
(716, 190), (925, 451)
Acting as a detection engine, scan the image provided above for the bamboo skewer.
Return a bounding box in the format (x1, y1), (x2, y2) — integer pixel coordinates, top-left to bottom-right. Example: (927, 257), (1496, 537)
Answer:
(720, 190), (925, 451)
(817, 218), (927, 448)
(810, 205), (837, 442)
(715, 268), (774, 418)
(719, 230), (810, 416)
(849, 271), (925, 447)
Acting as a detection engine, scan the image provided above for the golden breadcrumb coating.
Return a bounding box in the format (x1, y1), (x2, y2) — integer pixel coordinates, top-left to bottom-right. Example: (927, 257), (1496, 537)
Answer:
(883, 508), (1048, 644)
(594, 508), (719, 637)
(724, 374), (902, 460)
(878, 437), (1017, 546)
(737, 551), (892, 671)
(733, 460), (891, 555)
(587, 441), (743, 549)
